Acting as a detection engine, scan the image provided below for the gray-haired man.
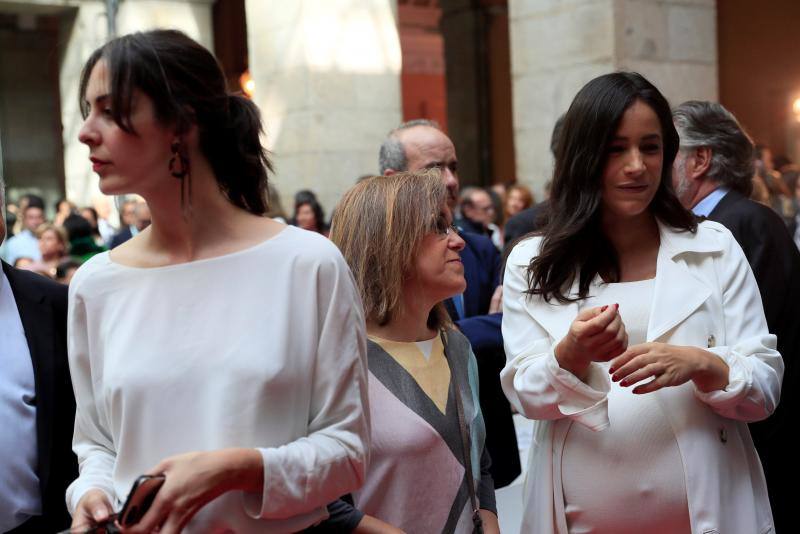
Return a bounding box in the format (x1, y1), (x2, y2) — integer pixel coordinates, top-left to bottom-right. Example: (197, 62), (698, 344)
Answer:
(672, 101), (799, 532)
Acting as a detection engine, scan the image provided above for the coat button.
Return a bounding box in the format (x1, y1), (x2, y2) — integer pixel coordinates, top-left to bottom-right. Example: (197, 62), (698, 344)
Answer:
(719, 427), (728, 443)
(707, 334), (716, 348)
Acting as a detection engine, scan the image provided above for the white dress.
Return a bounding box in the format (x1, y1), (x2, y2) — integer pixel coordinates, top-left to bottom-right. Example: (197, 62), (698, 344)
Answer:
(560, 279), (691, 533)
(66, 226), (370, 533)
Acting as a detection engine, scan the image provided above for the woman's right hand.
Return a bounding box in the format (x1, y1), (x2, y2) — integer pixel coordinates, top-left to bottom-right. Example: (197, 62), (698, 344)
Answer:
(71, 489), (115, 530)
(354, 515), (406, 533)
(555, 304), (627, 380)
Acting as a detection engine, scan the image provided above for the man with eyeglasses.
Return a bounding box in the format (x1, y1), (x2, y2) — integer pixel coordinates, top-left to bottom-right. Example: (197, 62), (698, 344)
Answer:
(379, 120), (521, 488)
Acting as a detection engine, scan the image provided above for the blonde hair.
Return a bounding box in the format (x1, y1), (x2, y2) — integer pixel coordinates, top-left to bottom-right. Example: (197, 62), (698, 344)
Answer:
(330, 169), (452, 328)
(35, 223), (68, 247)
(504, 184), (535, 218)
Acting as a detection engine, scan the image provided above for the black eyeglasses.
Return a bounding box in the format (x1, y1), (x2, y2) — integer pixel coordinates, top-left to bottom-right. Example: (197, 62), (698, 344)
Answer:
(433, 216), (459, 238)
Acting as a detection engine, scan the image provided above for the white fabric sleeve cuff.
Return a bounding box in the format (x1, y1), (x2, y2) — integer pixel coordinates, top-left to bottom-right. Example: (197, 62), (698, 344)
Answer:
(544, 352), (611, 431)
(241, 448), (329, 523)
(693, 346), (750, 408)
(66, 480), (116, 516)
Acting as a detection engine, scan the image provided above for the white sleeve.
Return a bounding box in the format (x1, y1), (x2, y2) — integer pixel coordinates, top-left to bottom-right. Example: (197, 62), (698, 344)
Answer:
(244, 252), (370, 519)
(500, 243), (611, 432)
(65, 277), (117, 513)
(693, 231), (783, 421)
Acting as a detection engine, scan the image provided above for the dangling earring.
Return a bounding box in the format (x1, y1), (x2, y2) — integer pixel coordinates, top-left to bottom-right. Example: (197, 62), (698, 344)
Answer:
(169, 140), (189, 179)
(169, 140), (192, 216)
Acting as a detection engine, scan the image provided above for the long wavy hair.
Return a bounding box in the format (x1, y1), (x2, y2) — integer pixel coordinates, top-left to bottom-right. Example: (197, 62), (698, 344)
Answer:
(527, 72), (697, 303)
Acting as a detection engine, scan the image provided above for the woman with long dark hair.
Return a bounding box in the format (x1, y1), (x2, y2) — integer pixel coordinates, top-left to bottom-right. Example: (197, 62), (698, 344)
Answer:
(67, 30), (369, 533)
(501, 72), (782, 533)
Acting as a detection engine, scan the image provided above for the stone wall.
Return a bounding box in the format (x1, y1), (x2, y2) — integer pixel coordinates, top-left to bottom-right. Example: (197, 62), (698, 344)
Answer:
(245, 0), (402, 215)
(509, 0), (717, 195)
(61, 0), (215, 208)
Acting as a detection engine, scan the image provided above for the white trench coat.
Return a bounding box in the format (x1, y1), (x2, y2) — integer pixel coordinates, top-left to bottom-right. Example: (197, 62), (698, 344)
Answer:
(501, 220), (783, 534)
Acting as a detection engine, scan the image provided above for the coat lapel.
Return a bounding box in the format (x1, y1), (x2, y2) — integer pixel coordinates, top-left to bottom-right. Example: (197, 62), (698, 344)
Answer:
(647, 222), (723, 342)
(517, 222), (723, 344)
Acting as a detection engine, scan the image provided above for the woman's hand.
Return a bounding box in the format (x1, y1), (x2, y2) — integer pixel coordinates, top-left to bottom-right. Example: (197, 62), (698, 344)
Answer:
(124, 448), (263, 534)
(609, 343), (729, 394)
(71, 489), (115, 530)
(354, 515), (406, 533)
(555, 304), (628, 381)
(480, 509), (501, 534)
(489, 285), (503, 314)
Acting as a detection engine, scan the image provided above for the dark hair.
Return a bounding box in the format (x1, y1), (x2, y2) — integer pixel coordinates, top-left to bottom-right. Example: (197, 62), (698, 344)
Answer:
(529, 72), (696, 303)
(63, 213), (93, 241)
(22, 194), (45, 211)
(56, 257), (83, 281)
(80, 206), (99, 228)
(672, 101), (754, 197)
(79, 29), (272, 215)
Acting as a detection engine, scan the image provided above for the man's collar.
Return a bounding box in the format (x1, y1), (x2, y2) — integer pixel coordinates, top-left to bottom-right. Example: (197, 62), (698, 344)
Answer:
(692, 186), (730, 217)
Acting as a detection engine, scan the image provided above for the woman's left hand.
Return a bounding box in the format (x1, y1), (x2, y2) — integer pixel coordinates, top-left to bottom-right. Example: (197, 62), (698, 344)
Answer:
(609, 343), (729, 394)
(123, 448), (263, 534)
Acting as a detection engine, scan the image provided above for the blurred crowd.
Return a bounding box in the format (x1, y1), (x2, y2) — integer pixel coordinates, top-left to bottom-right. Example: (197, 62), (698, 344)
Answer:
(5, 136), (798, 290)
(0, 194), (150, 284)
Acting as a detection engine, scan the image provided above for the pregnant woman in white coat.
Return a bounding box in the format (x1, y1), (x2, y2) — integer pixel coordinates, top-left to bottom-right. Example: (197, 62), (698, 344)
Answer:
(501, 72), (782, 534)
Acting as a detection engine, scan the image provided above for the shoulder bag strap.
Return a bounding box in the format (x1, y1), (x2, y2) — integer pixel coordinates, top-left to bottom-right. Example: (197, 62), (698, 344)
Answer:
(440, 330), (484, 534)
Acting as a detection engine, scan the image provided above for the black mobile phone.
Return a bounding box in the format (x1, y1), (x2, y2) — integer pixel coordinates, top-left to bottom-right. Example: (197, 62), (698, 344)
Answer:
(117, 474), (166, 527)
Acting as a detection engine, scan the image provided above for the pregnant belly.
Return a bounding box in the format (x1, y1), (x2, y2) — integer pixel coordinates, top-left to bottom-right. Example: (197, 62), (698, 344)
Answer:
(560, 381), (692, 534)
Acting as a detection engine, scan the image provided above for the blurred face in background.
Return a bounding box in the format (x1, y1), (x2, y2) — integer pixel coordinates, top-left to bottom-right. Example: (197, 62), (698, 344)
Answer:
(120, 202), (137, 226)
(134, 203), (151, 231)
(23, 207), (45, 233)
(80, 208), (98, 230)
(296, 203), (318, 231)
(39, 228), (66, 259)
(505, 188), (529, 216)
(463, 190), (495, 226)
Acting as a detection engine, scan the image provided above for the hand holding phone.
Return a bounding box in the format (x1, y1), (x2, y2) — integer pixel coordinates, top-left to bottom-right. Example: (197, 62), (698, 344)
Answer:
(118, 474), (166, 527)
(60, 475), (165, 534)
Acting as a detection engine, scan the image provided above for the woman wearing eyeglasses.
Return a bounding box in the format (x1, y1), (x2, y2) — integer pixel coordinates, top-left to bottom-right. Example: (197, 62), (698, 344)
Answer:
(322, 171), (499, 533)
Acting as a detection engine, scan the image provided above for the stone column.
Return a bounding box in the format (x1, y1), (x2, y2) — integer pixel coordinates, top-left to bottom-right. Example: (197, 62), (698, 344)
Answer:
(509, 0), (717, 196)
(61, 0), (215, 207)
(245, 0), (402, 214)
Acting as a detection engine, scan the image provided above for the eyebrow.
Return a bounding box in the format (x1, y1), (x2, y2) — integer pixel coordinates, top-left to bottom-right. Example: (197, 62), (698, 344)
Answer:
(83, 94), (110, 107)
(612, 133), (662, 141)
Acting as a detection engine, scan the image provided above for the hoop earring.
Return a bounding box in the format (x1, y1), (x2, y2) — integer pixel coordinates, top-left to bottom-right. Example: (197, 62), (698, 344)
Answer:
(169, 140), (192, 216)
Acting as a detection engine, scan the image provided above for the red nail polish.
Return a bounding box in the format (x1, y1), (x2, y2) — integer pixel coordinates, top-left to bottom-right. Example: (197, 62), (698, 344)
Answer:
(601, 305), (608, 312)
(614, 303), (619, 310)
(608, 367), (615, 374)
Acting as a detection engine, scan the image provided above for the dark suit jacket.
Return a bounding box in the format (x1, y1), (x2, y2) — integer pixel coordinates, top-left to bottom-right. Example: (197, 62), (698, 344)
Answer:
(503, 201), (549, 255)
(446, 231), (520, 487)
(3, 262), (76, 533)
(707, 190), (800, 532)
(109, 226), (133, 249)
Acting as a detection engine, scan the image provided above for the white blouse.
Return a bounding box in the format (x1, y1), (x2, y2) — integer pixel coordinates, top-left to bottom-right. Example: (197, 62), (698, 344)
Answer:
(66, 226), (370, 533)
